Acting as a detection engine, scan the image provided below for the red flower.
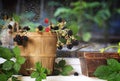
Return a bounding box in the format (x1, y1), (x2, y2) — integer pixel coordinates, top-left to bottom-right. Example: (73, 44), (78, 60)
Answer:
(44, 18), (49, 24)
(45, 27), (50, 32)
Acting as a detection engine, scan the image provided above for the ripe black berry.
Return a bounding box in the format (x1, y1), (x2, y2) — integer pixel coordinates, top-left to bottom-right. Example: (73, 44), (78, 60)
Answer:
(72, 40), (79, 46)
(67, 44), (73, 49)
(22, 36), (28, 41)
(23, 26), (30, 31)
(8, 24), (12, 29)
(68, 30), (73, 36)
(57, 17), (62, 23)
(74, 72), (79, 76)
(58, 45), (63, 50)
(38, 25), (43, 31)
(54, 26), (59, 30)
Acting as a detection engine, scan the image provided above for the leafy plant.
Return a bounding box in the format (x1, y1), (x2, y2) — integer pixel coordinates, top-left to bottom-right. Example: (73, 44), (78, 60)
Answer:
(30, 62), (50, 81)
(54, 0), (120, 42)
(94, 59), (120, 81)
(0, 46), (26, 81)
(53, 59), (73, 75)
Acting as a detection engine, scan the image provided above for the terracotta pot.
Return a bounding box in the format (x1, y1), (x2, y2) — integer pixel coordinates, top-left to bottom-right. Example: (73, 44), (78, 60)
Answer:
(18, 32), (57, 75)
(78, 52), (120, 77)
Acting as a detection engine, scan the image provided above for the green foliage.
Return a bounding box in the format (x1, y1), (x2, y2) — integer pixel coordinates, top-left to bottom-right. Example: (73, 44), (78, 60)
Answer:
(30, 62), (50, 81)
(54, 1), (120, 42)
(13, 12), (38, 32)
(0, 46), (25, 81)
(94, 59), (120, 81)
(53, 59), (73, 75)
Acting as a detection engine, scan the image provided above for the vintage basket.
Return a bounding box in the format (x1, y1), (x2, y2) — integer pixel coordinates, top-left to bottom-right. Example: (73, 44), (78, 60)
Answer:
(18, 32), (57, 75)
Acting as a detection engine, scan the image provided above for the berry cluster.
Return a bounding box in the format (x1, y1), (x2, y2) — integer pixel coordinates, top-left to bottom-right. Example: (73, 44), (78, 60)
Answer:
(14, 34), (28, 46)
(35, 17), (79, 50)
(13, 26), (30, 46)
(51, 17), (79, 50)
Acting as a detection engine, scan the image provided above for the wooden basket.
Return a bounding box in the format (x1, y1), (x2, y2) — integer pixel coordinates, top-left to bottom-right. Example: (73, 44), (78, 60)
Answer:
(19, 32), (57, 75)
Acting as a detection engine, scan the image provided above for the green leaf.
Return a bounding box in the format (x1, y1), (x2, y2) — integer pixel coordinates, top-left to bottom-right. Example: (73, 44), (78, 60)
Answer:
(82, 32), (91, 42)
(12, 76), (21, 81)
(53, 69), (60, 75)
(12, 46), (20, 57)
(16, 56), (26, 64)
(61, 65), (73, 75)
(116, 8), (120, 13)
(0, 47), (14, 60)
(54, 62), (60, 68)
(31, 71), (39, 78)
(54, 7), (71, 17)
(107, 59), (120, 71)
(13, 14), (20, 22)
(44, 69), (50, 75)
(58, 59), (66, 67)
(0, 74), (8, 81)
(36, 76), (42, 81)
(35, 62), (42, 72)
(2, 60), (14, 71)
(40, 67), (46, 73)
(94, 65), (113, 79)
(13, 63), (21, 73)
(40, 73), (46, 79)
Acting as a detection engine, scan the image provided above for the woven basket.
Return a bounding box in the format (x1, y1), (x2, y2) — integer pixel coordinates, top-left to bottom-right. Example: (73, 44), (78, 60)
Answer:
(19, 32), (57, 75)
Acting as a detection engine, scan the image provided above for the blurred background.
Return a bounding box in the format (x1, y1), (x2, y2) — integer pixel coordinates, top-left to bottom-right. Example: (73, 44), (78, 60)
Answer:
(0, 0), (120, 43)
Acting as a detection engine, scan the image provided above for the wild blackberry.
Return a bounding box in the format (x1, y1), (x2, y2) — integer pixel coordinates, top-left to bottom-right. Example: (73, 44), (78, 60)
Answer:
(38, 25), (43, 31)
(22, 36), (28, 41)
(67, 44), (73, 49)
(23, 26), (30, 31)
(72, 40), (79, 46)
(8, 24), (12, 29)
(74, 72), (79, 76)
(57, 17), (62, 23)
(54, 26), (59, 30)
(58, 45), (63, 50)
(68, 30), (73, 36)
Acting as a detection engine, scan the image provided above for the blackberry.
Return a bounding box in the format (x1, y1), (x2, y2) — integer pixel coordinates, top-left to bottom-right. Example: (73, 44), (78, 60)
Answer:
(8, 24), (12, 29)
(57, 17), (62, 23)
(14, 34), (23, 45)
(58, 45), (63, 50)
(67, 44), (73, 49)
(22, 36), (28, 41)
(17, 39), (23, 45)
(38, 25), (43, 31)
(54, 26), (59, 30)
(14, 35), (21, 42)
(72, 40), (79, 46)
(74, 72), (79, 76)
(68, 30), (73, 36)
(23, 26), (30, 31)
